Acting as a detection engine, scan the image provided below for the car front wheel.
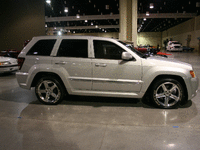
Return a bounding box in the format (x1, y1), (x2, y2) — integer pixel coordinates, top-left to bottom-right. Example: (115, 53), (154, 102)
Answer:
(35, 76), (65, 105)
(150, 78), (185, 109)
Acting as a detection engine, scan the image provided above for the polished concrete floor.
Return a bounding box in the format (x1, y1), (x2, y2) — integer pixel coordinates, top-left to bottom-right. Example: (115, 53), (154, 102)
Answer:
(0, 51), (200, 150)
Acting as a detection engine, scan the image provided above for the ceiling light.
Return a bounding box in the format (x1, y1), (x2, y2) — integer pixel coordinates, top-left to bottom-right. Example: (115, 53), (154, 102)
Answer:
(150, 3), (154, 9)
(144, 18), (146, 21)
(46, 0), (51, 4)
(76, 14), (80, 18)
(64, 7), (68, 13)
(105, 5), (109, 10)
(95, 25), (98, 28)
(91, 22), (93, 25)
(58, 31), (62, 35)
(146, 11), (150, 16)
(85, 20), (88, 22)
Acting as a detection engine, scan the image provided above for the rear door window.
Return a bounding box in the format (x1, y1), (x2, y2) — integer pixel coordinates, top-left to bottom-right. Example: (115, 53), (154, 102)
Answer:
(57, 39), (88, 58)
(27, 39), (56, 56)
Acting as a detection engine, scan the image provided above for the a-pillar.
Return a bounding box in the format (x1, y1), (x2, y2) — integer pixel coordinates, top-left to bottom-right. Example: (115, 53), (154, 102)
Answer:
(119, 0), (137, 47)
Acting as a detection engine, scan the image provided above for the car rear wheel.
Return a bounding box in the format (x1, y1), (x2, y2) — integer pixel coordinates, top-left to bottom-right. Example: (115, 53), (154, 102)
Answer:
(150, 78), (184, 109)
(35, 76), (65, 105)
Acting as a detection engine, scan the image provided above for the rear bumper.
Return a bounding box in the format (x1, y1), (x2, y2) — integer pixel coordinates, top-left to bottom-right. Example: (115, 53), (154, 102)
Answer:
(16, 71), (30, 89)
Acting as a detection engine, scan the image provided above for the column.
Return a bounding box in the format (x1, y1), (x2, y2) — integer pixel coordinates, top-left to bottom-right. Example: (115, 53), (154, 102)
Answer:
(132, 0), (137, 47)
(119, 0), (128, 41)
(119, 0), (137, 47)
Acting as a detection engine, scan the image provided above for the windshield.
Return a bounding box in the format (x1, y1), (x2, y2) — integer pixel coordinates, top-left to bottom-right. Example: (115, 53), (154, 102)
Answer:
(118, 41), (144, 58)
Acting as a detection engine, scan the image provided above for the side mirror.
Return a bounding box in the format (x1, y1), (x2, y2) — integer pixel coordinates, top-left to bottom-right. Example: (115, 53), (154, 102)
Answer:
(122, 52), (133, 61)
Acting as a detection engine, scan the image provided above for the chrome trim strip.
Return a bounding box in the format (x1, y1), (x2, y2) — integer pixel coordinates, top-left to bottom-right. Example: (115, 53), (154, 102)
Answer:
(69, 77), (143, 84)
(20, 83), (27, 86)
(16, 72), (29, 76)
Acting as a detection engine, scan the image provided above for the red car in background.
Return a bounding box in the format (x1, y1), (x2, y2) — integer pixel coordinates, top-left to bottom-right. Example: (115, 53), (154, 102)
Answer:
(0, 40), (30, 58)
(0, 49), (21, 58)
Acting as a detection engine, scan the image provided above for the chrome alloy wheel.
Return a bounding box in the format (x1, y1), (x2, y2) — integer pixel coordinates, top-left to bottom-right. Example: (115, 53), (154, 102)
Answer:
(37, 80), (61, 103)
(154, 82), (182, 107)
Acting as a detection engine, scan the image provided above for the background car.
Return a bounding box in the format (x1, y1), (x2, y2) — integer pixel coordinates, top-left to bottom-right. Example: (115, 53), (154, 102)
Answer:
(183, 46), (194, 51)
(0, 49), (21, 58)
(166, 41), (183, 51)
(0, 56), (18, 73)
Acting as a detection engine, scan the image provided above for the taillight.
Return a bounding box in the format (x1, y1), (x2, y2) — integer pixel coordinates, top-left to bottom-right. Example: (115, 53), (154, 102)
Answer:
(17, 57), (25, 70)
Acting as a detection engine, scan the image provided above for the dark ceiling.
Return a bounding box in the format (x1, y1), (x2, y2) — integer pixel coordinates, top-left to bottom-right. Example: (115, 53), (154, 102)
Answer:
(45, 0), (200, 33)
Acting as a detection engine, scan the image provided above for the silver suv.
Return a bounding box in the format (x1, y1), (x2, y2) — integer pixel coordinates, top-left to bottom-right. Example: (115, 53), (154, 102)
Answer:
(16, 36), (199, 108)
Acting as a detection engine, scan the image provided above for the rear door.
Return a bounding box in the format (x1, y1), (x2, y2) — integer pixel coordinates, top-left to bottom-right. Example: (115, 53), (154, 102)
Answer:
(53, 38), (92, 91)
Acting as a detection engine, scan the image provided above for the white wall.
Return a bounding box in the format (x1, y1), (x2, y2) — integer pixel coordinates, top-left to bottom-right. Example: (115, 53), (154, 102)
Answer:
(60, 32), (119, 39)
(162, 16), (200, 51)
(137, 32), (162, 47)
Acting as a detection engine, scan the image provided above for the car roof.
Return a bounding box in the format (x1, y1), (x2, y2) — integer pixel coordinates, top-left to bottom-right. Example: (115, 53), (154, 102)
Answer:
(32, 35), (119, 41)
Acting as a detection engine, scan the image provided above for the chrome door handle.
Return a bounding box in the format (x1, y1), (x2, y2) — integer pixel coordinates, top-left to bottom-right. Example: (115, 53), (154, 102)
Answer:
(95, 63), (107, 67)
(55, 61), (66, 65)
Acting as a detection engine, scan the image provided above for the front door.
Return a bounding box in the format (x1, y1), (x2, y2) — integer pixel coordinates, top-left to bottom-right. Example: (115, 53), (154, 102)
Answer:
(92, 40), (142, 92)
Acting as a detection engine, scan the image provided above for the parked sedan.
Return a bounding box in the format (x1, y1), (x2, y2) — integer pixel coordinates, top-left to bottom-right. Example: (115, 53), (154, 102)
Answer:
(0, 56), (18, 73)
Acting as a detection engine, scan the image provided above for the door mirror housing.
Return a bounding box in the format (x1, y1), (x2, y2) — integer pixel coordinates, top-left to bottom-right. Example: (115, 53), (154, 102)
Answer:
(122, 52), (133, 61)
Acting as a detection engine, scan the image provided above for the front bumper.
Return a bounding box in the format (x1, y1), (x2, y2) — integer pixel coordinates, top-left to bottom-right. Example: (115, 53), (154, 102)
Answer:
(170, 48), (183, 51)
(187, 77), (199, 100)
(0, 65), (18, 73)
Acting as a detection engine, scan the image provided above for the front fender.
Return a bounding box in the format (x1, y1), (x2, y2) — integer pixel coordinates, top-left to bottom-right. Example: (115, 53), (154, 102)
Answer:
(141, 66), (189, 93)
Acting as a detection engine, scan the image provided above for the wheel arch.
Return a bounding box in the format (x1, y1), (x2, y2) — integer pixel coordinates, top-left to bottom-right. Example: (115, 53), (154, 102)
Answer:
(144, 74), (188, 101)
(31, 72), (66, 91)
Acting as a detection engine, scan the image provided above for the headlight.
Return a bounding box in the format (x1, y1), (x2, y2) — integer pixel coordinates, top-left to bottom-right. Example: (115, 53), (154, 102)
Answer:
(0, 61), (11, 65)
(190, 71), (196, 78)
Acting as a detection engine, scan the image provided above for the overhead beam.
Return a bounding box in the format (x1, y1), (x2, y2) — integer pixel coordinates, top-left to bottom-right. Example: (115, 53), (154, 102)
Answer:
(45, 14), (120, 22)
(138, 13), (197, 19)
(48, 25), (119, 30)
(45, 13), (197, 23)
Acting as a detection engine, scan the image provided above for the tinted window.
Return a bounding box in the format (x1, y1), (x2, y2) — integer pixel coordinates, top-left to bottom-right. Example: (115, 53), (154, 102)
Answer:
(94, 40), (125, 60)
(27, 40), (56, 56)
(57, 39), (88, 58)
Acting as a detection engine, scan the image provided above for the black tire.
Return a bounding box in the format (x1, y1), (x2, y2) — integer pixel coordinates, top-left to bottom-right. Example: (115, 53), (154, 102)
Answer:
(35, 76), (66, 105)
(150, 78), (185, 109)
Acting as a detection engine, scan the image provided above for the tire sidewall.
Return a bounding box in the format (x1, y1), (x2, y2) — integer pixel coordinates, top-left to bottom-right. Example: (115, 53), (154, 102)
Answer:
(35, 76), (65, 105)
(151, 78), (184, 109)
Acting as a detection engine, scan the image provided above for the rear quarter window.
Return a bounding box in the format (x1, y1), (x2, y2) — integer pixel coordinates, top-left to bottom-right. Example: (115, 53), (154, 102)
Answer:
(27, 39), (56, 56)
